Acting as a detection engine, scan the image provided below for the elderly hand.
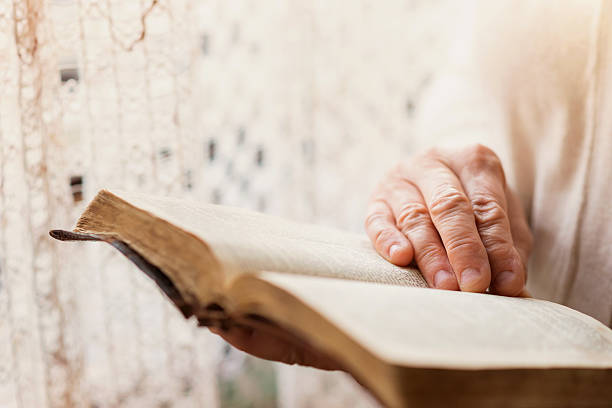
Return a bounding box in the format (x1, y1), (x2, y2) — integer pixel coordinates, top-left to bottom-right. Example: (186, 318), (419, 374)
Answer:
(209, 144), (532, 370)
(209, 323), (340, 370)
(365, 144), (533, 296)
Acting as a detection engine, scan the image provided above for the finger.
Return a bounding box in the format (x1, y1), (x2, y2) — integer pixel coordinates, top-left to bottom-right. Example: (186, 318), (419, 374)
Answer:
(449, 145), (525, 296)
(401, 156), (491, 292)
(506, 186), (533, 271)
(211, 325), (290, 361)
(385, 178), (459, 290)
(365, 198), (414, 266)
(209, 326), (339, 370)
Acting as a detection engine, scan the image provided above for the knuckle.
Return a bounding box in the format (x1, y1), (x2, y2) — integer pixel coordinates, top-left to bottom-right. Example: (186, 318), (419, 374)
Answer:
(368, 183), (387, 201)
(423, 146), (443, 159)
(390, 162), (403, 175)
(465, 144), (504, 176)
(364, 210), (386, 229)
(444, 235), (482, 255)
(375, 174), (404, 197)
(381, 162), (404, 182)
(385, 178), (407, 194)
(471, 195), (507, 228)
(416, 148), (446, 170)
(396, 202), (430, 232)
(429, 189), (471, 220)
(374, 228), (396, 248)
(480, 234), (513, 253)
(483, 241), (516, 260)
(468, 143), (497, 160)
(414, 242), (443, 266)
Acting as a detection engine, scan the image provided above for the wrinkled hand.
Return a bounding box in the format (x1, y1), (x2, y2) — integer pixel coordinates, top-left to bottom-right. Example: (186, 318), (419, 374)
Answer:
(209, 144), (532, 370)
(365, 144), (533, 295)
(209, 323), (340, 370)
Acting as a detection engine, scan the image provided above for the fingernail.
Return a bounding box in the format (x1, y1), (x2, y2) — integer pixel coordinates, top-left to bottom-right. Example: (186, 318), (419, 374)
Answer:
(495, 271), (516, 287)
(493, 270), (524, 295)
(389, 244), (401, 259)
(460, 268), (483, 290)
(434, 270), (454, 288)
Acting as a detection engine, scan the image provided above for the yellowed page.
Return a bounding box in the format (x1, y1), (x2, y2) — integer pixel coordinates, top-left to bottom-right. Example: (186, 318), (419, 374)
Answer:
(106, 190), (426, 287)
(259, 272), (612, 369)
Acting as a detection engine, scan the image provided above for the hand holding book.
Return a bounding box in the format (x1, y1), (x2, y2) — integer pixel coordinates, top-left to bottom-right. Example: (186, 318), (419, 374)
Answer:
(209, 323), (340, 371)
(50, 190), (612, 407)
(365, 144), (531, 296)
(218, 144), (534, 369)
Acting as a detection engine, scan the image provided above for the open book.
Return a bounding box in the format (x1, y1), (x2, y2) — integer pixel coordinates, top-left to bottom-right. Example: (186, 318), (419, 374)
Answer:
(50, 190), (612, 407)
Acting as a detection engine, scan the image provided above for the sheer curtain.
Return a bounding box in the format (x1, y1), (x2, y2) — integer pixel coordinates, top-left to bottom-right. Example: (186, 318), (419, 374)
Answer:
(0, 0), (455, 406)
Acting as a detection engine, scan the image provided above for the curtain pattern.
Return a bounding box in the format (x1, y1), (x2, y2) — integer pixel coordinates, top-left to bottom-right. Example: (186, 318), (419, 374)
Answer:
(0, 0), (454, 406)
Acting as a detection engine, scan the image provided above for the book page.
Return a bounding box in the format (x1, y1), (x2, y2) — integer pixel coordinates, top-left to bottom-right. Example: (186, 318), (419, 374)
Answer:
(110, 190), (426, 287)
(259, 272), (612, 369)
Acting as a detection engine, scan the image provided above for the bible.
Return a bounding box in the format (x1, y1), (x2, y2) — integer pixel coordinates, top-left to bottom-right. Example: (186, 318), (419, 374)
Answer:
(50, 189), (612, 407)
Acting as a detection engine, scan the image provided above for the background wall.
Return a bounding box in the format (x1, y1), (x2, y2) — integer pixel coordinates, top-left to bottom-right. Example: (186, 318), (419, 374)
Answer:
(0, 0), (458, 406)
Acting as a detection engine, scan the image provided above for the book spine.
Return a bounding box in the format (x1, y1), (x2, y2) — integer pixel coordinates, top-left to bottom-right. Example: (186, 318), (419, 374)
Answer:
(49, 230), (195, 318)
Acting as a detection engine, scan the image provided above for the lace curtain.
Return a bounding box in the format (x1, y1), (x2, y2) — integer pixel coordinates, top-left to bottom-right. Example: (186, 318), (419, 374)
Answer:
(0, 0), (456, 406)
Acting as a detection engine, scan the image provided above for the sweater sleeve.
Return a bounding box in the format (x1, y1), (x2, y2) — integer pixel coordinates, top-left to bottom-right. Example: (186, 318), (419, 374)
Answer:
(413, 0), (599, 212)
